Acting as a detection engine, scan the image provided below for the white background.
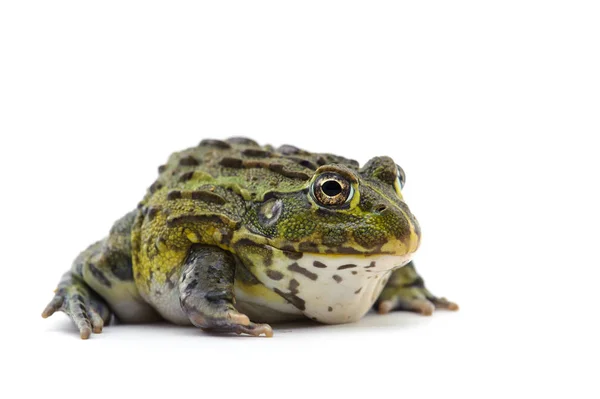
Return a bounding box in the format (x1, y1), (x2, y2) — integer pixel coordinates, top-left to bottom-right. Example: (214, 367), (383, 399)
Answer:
(1, 1), (598, 398)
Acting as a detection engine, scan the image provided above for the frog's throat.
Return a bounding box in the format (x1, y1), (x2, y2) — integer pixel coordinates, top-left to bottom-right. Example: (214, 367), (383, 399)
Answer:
(243, 245), (414, 324)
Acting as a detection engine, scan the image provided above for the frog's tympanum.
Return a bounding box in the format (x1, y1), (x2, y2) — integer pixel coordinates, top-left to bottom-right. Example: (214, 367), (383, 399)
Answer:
(43, 138), (458, 338)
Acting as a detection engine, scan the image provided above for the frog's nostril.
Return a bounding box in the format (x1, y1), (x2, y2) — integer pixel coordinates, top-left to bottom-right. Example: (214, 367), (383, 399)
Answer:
(374, 204), (387, 213)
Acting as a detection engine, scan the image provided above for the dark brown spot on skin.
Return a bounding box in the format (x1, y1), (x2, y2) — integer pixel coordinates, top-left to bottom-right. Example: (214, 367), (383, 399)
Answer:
(313, 261), (327, 268)
(277, 144), (307, 155)
(333, 275), (342, 283)
(220, 229), (233, 246)
(178, 171), (195, 182)
(185, 280), (198, 292)
(337, 264), (357, 270)
(336, 247), (367, 255)
(351, 271), (358, 275)
(264, 249), (274, 267)
(311, 317), (318, 321)
(158, 164), (167, 174)
(110, 259), (134, 281)
(242, 148), (271, 158)
(179, 155), (200, 166)
(226, 137), (259, 146)
(88, 264), (112, 287)
(219, 157), (244, 168)
(328, 306), (333, 312)
(365, 262), (376, 268)
(288, 263), (318, 280)
(190, 190), (226, 205)
(149, 181), (163, 194)
(287, 157), (317, 170)
(273, 288), (306, 311)
(289, 279), (300, 294)
(167, 190), (182, 200)
(298, 242), (319, 253)
(199, 139), (231, 149)
(146, 207), (159, 221)
(282, 246), (303, 260)
(242, 160), (265, 168)
(316, 156), (327, 166)
(268, 163), (311, 180)
(235, 264), (260, 286)
(166, 214), (239, 229)
(354, 287), (362, 294)
(266, 270), (284, 281)
(205, 290), (231, 302)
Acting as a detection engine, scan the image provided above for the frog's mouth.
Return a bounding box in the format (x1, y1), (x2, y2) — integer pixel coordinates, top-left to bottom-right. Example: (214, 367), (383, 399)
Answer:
(264, 230), (420, 259)
(236, 243), (414, 324)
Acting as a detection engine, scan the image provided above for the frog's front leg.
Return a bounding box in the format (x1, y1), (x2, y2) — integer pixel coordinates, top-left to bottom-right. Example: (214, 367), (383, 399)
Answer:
(42, 271), (112, 339)
(376, 261), (459, 315)
(179, 245), (273, 337)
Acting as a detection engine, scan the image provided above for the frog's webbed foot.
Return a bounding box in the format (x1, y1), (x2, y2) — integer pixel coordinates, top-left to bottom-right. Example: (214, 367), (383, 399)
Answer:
(42, 272), (112, 339)
(376, 262), (459, 316)
(179, 245), (273, 337)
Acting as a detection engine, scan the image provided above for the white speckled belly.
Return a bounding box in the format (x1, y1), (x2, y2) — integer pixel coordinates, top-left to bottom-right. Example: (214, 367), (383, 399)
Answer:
(249, 251), (414, 324)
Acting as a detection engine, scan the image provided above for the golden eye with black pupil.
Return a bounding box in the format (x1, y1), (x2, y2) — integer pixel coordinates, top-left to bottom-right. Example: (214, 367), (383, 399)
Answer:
(311, 173), (354, 207)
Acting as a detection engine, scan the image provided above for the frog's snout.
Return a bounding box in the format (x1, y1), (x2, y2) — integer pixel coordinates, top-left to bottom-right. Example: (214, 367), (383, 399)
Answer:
(376, 203), (421, 256)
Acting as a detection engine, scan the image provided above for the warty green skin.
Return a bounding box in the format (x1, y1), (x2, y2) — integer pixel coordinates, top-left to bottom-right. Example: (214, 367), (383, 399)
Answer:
(42, 137), (458, 338)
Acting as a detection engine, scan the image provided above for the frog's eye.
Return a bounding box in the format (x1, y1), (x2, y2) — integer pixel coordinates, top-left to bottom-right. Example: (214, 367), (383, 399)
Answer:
(396, 166), (406, 190)
(311, 173), (354, 207)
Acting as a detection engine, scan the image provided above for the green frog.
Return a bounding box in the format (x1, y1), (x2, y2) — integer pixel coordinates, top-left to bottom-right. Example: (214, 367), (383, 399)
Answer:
(42, 137), (458, 338)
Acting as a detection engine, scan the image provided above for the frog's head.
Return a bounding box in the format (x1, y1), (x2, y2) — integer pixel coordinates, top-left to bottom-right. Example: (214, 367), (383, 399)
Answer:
(245, 156), (420, 259)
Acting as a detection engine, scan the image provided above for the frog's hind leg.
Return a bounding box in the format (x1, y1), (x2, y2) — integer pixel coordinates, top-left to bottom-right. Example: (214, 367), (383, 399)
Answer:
(376, 261), (459, 316)
(179, 244), (273, 337)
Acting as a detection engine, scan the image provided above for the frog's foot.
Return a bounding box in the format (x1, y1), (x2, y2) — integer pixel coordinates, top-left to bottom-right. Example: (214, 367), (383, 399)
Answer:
(376, 286), (459, 316)
(184, 303), (274, 337)
(42, 272), (112, 339)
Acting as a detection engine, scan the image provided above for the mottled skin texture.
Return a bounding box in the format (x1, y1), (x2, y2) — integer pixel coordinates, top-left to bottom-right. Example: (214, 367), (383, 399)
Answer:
(43, 137), (458, 338)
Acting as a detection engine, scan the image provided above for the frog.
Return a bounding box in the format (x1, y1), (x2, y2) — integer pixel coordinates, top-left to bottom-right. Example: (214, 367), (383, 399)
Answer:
(42, 137), (458, 338)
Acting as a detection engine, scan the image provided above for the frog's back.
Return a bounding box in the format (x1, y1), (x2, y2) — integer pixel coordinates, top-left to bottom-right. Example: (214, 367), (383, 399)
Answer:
(149, 137), (358, 201)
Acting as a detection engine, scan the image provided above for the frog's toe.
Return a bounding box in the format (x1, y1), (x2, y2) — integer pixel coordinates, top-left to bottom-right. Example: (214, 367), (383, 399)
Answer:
(429, 296), (459, 311)
(42, 295), (64, 319)
(224, 311), (273, 337)
(189, 308), (274, 337)
(232, 321), (274, 337)
(88, 308), (106, 334)
(376, 286), (459, 316)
